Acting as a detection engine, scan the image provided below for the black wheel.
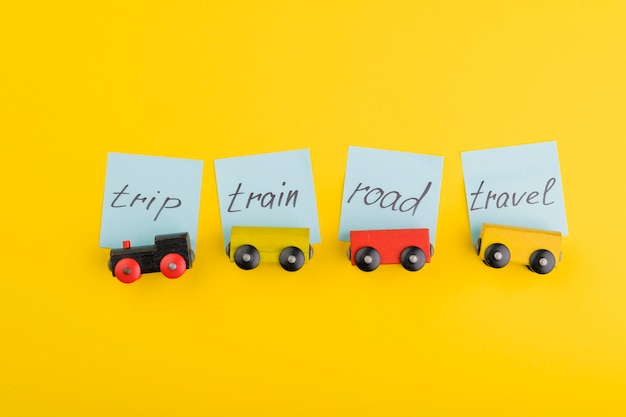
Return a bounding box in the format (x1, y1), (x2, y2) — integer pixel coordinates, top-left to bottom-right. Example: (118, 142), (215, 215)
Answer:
(225, 242), (231, 257)
(279, 246), (305, 272)
(234, 245), (260, 270)
(347, 246), (352, 260)
(400, 246), (426, 272)
(309, 245), (314, 260)
(529, 250), (556, 274)
(430, 244), (435, 257)
(355, 247), (380, 272)
(484, 243), (510, 268)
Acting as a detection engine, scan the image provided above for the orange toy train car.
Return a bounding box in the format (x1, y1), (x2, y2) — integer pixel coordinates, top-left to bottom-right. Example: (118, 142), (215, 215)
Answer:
(475, 224), (562, 274)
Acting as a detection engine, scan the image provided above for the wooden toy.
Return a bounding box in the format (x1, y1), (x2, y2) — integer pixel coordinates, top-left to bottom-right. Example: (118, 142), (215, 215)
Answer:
(226, 226), (313, 271)
(348, 228), (433, 272)
(108, 232), (195, 283)
(475, 224), (562, 274)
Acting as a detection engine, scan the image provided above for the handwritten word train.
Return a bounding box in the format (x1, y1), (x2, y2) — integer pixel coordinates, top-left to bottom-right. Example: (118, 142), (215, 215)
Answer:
(227, 181), (299, 212)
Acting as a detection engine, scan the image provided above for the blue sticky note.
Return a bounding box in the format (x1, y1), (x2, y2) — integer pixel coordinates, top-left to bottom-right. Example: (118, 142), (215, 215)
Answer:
(338, 146), (444, 243)
(99, 153), (204, 250)
(461, 141), (568, 244)
(214, 149), (321, 246)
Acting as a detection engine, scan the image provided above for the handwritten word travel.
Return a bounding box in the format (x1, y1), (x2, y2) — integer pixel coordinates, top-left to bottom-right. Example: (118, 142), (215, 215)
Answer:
(469, 177), (556, 211)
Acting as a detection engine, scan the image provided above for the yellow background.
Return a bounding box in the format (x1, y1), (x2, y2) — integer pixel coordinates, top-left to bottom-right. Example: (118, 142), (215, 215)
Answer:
(2, 1), (625, 415)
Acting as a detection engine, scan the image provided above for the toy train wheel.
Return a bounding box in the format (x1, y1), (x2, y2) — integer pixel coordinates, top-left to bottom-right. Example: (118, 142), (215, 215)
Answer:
(279, 246), (305, 272)
(400, 246), (426, 272)
(355, 247), (380, 272)
(114, 258), (142, 284)
(484, 243), (510, 268)
(528, 250), (556, 274)
(160, 253), (187, 279)
(234, 245), (260, 270)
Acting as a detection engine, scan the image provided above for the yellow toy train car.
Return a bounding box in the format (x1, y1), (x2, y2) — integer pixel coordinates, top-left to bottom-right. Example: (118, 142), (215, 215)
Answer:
(476, 224), (562, 274)
(226, 226), (313, 271)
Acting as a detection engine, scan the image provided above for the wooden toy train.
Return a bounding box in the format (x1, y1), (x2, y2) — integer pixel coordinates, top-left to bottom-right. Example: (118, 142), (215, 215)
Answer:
(108, 232), (195, 283)
(348, 228), (433, 272)
(106, 225), (563, 280)
(476, 224), (562, 274)
(226, 226), (313, 271)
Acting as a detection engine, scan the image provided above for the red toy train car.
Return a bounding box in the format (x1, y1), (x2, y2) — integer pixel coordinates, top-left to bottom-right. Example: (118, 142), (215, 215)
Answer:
(348, 228), (433, 272)
(108, 232), (195, 283)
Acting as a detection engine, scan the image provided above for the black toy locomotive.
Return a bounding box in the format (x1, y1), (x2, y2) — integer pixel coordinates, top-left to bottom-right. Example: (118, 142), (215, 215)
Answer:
(108, 232), (195, 283)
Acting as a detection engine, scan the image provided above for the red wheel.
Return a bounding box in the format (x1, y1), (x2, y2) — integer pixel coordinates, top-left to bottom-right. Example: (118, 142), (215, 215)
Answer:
(114, 258), (141, 284)
(160, 253), (187, 279)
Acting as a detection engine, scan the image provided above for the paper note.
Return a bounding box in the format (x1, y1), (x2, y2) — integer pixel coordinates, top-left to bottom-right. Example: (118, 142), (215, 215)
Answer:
(461, 141), (568, 244)
(99, 152), (204, 250)
(338, 146), (444, 243)
(214, 149), (321, 246)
